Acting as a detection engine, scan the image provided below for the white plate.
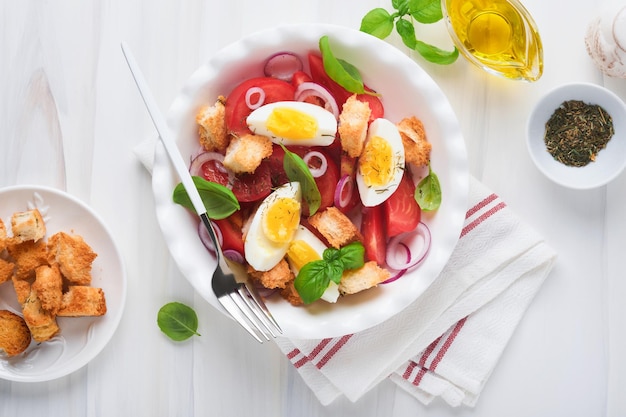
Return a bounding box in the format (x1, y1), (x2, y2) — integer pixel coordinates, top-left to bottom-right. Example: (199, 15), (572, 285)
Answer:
(0, 185), (126, 382)
(152, 24), (468, 339)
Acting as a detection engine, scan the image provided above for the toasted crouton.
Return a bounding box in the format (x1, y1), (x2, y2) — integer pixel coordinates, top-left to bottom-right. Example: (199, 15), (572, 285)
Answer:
(338, 261), (390, 295)
(57, 286), (107, 317)
(22, 288), (59, 342)
(47, 232), (97, 285)
(7, 240), (48, 280)
(32, 264), (63, 315)
(396, 116), (432, 167)
(307, 207), (363, 249)
(0, 219), (8, 251)
(12, 276), (31, 305)
(0, 258), (14, 284)
(223, 133), (273, 174)
(10, 209), (46, 243)
(338, 95), (371, 158)
(247, 259), (293, 289)
(280, 280), (304, 306)
(0, 310), (31, 357)
(196, 96), (229, 153)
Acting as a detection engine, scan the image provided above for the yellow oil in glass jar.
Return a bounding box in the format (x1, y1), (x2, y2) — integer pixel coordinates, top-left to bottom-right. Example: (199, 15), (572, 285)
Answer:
(443, 0), (543, 81)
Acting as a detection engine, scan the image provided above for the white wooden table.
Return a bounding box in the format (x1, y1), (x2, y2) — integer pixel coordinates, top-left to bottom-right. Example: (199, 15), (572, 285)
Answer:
(1, 0), (625, 416)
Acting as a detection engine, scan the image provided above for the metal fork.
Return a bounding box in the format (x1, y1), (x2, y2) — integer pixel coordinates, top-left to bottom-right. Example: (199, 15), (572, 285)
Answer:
(121, 42), (282, 343)
(200, 215), (282, 342)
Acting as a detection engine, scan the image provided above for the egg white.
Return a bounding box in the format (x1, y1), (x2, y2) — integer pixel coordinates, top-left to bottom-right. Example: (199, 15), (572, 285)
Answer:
(356, 118), (405, 207)
(244, 182), (301, 271)
(246, 101), (337, 146)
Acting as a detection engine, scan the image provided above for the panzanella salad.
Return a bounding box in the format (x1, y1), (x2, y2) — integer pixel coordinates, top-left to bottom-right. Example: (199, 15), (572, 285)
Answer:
(173, 36), (441, 306)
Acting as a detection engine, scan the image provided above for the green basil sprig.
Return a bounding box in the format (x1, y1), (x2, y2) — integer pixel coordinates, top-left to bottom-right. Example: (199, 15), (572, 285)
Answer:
(360, 0), (459, 65)
(319, 36), (378, 96)
(173, 176), (240, 219)
(280, 144), (322, 216)
(415, 164), (442, 211)
(294, 242), (365, 304)
(157, 302), (200, 341)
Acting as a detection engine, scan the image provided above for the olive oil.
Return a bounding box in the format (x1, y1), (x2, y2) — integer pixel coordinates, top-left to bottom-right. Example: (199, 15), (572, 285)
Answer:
(443, 0), (543, 81)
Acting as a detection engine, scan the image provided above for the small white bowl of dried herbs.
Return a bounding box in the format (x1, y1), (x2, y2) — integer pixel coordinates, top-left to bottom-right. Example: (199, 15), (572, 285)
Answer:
(527, 82), (626, 189)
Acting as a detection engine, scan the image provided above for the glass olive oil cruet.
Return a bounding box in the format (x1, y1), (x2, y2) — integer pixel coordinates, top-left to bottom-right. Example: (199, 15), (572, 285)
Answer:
(442, 0), (543, 81)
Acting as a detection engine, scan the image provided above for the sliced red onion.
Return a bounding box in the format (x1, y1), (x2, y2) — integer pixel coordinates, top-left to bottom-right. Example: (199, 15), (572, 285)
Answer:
(223, 249), (245, 264)
(294, 82), (340, 119)
(334, 174), (354, 209)
(245, 87), (266, 110)
(385, 222), (431, 271)
(382, 267), (407, 284)
(189, 151), (234, 189)
(303, 151), (327, 178)
(263, 52), (303, 82)
(198, 220), (223, 254)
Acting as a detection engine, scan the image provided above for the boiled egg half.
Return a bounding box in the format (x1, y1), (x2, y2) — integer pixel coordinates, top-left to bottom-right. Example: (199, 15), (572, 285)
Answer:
(247, 101), (337, 146)
(285, 225), (340, 303)
(244, 182), (302, 271)
(356, 118), (405, 207)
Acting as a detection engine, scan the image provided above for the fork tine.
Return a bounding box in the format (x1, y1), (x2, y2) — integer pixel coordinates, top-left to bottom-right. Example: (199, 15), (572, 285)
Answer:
(239, 283), (282, 334)
(227, 290), (272, 341)
(217, 295), (265, 343)
(236, 285), (280, 338)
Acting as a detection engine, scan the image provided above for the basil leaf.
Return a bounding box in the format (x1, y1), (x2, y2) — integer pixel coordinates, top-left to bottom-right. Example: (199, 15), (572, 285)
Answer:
(280, 144), (321, 215)
(415, 166), (442, 211)
(157, 302), (200, 341)
(409, 0), (443, 23)
(396, 18), (418, 49)
(172, 176), (240, 220)
(413, 40), (459, 65)
(393, 0), (410, 15)
(319, 35), (367, 95)
(337, 241), (365, 270)
(294, 260), (331, 304)
(360, 8), (395, 39)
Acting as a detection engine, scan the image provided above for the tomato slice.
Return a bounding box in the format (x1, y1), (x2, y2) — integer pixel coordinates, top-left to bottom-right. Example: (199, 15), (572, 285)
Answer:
(265, 144), (290, 187)
(212, 216), (244, 255)
(361, 205), (387, 265)
(291, 70), (313, 88)
(307, 53), (384, 122)
(383, 172), (421, 237)
(198, 156), (271, 203)
(225, 77), (296, 136)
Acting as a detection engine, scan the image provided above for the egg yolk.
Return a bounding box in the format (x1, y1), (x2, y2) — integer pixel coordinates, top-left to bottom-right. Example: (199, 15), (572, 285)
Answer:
(266, 107), (318, 139)
(262, 197), (301, 243)
(359, 135), (394, 187)
(287, 239), (321, 271)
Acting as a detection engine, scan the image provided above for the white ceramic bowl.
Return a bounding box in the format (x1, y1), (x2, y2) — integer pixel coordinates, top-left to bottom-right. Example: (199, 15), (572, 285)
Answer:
(527, 83), (626, 189)
(0, 185), (126, 382)
(152, 24), (469, 339)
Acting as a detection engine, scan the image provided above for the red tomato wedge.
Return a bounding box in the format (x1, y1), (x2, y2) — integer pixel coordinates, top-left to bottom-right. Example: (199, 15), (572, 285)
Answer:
(383, 172), (421, 237)
(212, 216), (244, 255)
(224, 77), (296, 136)
(307, 53), (384, 122)
(198, 156), (271, 203)
(361, 205), (387, 265)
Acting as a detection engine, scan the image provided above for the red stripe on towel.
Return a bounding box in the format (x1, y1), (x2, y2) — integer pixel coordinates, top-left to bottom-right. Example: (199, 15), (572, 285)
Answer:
(287, 348), (300, 360)
(465, 193), (498, 218)
(429, 317), (468, 372)
(316, 335), (353, 369)
(461, 202), (506, 238)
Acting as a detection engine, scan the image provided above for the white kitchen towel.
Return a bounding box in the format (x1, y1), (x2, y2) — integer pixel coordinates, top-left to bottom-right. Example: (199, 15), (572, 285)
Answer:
(273, 178), (556, 407)
(133, 138), (556, 407)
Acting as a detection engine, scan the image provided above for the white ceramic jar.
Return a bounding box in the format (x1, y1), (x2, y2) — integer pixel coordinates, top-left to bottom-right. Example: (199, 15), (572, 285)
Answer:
(585, 4), (626, 78)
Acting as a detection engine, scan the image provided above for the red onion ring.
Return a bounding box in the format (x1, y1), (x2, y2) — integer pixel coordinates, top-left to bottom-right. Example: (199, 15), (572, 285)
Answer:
(303, 151), (327, 178)
(198, 220), (223, 254)
(385, 222), (431, 271)
(245, 87), (266, 110)
(382, 267), (407, 284)
(189, 152), (234, 189)
(295, 82), (340, 119)
(263, 52), (303, 82)
(223, 249), (245, 264)
(334, 174), (354, 209)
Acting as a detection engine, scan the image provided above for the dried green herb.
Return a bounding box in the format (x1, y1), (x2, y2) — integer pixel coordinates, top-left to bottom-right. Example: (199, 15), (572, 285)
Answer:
(544, 100), (614, 167)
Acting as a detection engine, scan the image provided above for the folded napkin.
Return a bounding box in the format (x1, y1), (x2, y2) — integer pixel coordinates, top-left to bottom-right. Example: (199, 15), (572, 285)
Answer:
(134, 138), (556, 407)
